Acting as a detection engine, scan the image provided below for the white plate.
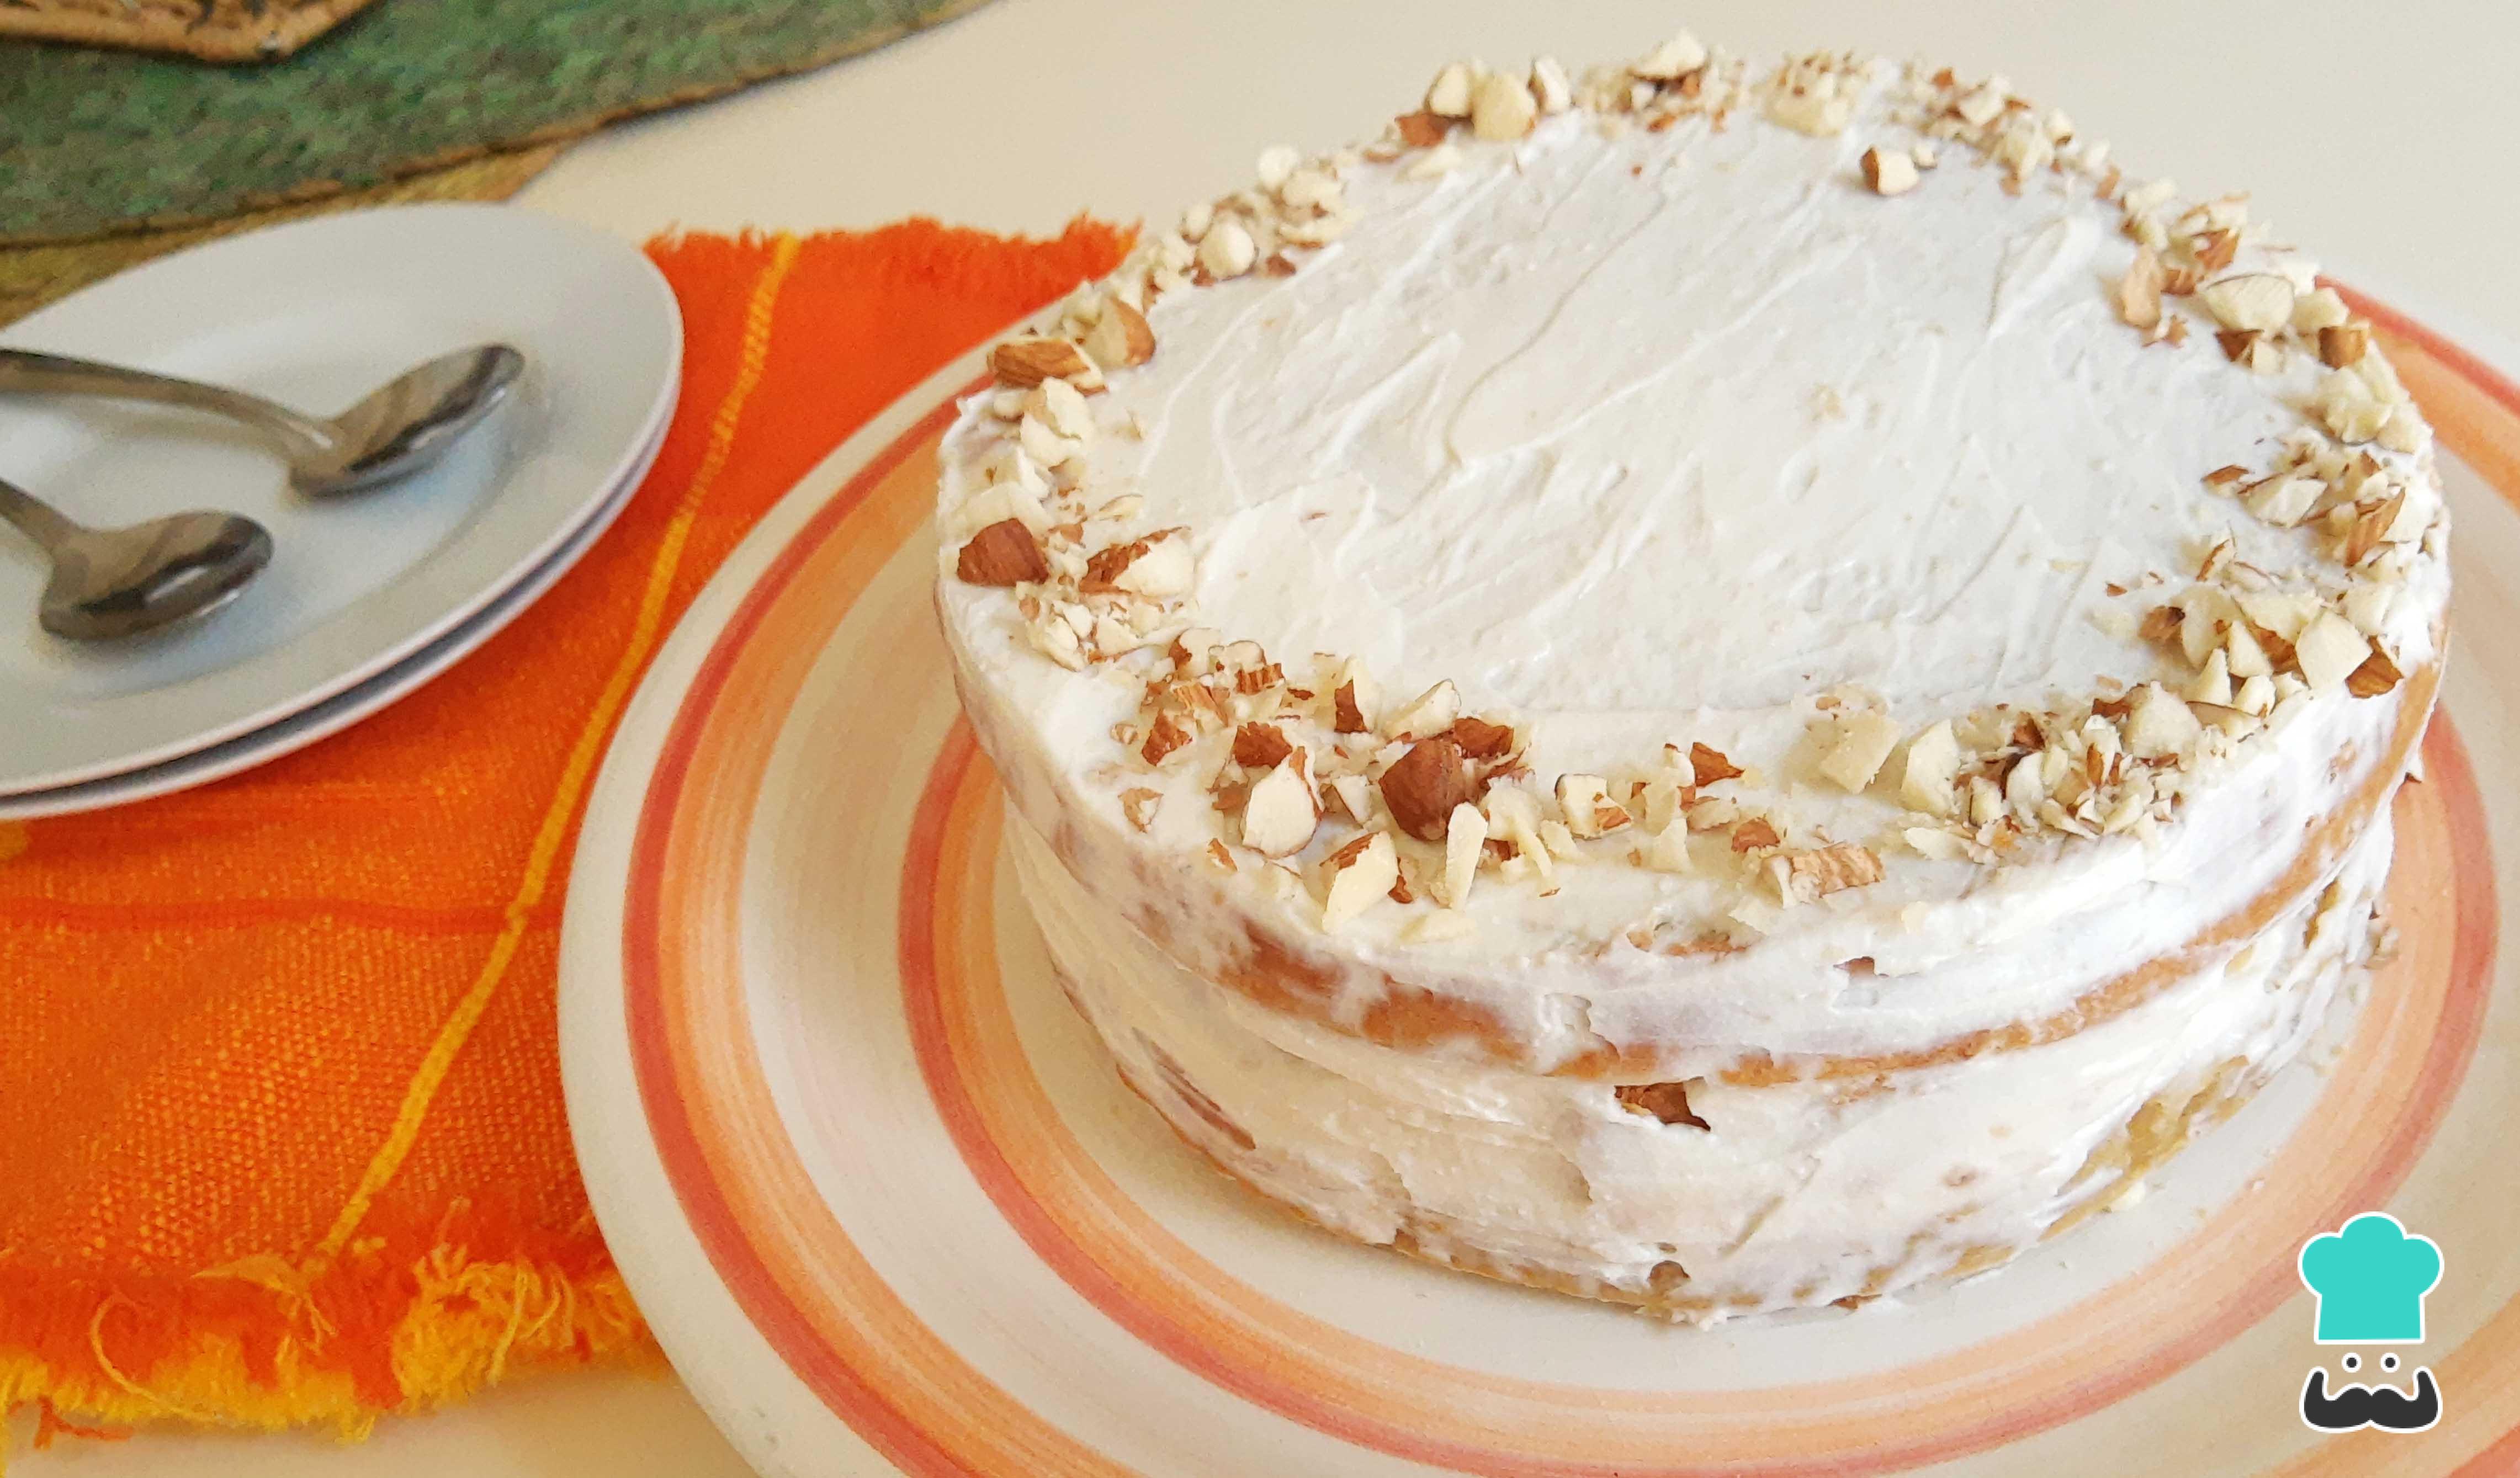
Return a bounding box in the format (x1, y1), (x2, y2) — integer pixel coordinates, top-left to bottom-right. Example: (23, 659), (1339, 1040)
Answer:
(0, 203), (681, 793)
(0, 412), (659, 820)
(558, 290), (2520, 1478)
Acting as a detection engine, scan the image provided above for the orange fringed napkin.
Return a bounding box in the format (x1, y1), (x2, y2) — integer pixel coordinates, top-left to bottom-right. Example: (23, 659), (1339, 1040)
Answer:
(0, 217), (1130, 1443)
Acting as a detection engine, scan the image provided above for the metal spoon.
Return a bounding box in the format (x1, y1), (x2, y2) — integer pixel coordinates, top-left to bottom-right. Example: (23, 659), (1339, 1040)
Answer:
(0, 474), (272, 641)
(0, 344), (524, 497)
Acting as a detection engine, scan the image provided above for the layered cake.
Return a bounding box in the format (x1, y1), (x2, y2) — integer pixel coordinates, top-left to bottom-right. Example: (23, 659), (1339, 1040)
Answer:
(932, 39), (2450, 1320)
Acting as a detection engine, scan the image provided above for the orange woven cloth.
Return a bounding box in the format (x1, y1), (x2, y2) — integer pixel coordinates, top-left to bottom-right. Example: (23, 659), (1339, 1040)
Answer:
(0, 217), (1130, 1443)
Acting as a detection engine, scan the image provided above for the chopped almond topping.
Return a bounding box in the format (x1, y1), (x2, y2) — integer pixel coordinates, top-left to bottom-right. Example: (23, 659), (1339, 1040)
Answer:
(1169, 627), (1220, 674)
(1818, 711), (1901, 792)
(1204, 839), (1236, 873)
(2320, 322), (2372, 368)
(1860, 145), (1920, 196)
(991, 336), (1095, 389)
(1730, 817), (1781, 853)
(1690, 742), (1744, 785)
(1776, 842), (1885, 904)
(1394, 110), (1450, 147)
(1379, 736), (1473, 842)
(1450, 716), (1517, 759)
(1082, 299), (1156, 370)
(1140, 714), (1191, 767)
(956, 518), (1048, 586)
(1440, 801), (1486, 908)
(2295, 612), (2369, 692)
(2161, 263), (2200, 297)
(1384, 680), (1460, 739)
(1332, 680), (1370, 734)
(2138, 604), (2185, 645)
(2116, 247), (2165, 331)
(2251, 622), (2298, 675)
(1232, 722), (1292, 769)
(2199, 274), (2296, 333)
(1320, 830), (1399, 929)
(1469, 71), (1538, 140)
(2203, 464), (2250, 488)
(2342, 491), (2407, 567)
(2216, 329), (2257, 363)
(1615, 1081), (1711, 1129)
(2193, 227), (2239, 272)
(2347, 644), (2405, 698)
(1080, 528), (1193, 597)
(2196, 533), (2235, 580)
(1241, 751), (1320, 856)
(1324, 832), (1374, 869)
(1119, 788), (1162, 832)
(1555, 774), (1631, 838)
(1081, 538), (1148, 591)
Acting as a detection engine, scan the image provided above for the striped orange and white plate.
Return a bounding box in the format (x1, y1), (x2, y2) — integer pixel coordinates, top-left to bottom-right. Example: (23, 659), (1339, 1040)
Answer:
(558, 287), (2518, 1477)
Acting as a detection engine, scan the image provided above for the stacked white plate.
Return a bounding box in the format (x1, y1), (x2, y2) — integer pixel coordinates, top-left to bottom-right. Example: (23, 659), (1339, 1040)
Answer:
(0, 204), (682, 818)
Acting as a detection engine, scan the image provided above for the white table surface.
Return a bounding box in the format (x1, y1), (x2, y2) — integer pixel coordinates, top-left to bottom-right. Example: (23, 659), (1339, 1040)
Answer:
(19, 0), (2516, 1471)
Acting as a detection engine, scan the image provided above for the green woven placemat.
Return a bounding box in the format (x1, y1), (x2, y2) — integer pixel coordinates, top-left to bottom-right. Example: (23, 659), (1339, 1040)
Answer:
(0, 146), (565, 327)
(1, 0), (991, 246)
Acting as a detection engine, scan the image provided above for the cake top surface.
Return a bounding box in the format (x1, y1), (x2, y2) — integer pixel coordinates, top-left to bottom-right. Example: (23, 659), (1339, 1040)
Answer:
(932, 41), (2449, 990)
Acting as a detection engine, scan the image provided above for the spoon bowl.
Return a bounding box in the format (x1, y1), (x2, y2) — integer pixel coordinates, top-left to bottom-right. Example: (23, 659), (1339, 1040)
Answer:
(295, 343), (525, 496)
(39, 510), (274, 642)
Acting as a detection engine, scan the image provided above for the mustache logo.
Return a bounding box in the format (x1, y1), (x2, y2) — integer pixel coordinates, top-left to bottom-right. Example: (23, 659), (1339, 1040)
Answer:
(2300, 1364), (2441, 1433)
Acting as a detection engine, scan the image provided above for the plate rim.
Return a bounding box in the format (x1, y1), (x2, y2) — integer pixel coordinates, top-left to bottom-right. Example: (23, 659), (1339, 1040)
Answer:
(562, 347), (985, 1477)
(0, 203), (683, 792)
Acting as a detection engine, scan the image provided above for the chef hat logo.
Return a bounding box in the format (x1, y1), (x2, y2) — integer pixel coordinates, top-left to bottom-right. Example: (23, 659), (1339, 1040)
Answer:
(2299, 1213), (2443, 1345)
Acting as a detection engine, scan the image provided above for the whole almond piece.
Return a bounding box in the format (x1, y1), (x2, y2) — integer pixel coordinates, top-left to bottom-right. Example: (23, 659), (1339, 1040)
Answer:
(991, 336), (1094, 389)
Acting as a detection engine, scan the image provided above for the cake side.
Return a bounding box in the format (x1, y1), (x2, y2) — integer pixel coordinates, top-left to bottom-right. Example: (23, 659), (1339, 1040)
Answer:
(1011, 808), (2392, 1320)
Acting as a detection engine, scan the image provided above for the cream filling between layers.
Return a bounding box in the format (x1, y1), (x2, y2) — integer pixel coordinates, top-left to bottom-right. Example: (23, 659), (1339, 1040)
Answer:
(1014, 810), (2391, 1316)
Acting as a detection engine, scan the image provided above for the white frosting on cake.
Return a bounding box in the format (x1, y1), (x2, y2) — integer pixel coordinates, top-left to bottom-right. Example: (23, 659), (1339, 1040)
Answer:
(930, 45), (2451, 1313)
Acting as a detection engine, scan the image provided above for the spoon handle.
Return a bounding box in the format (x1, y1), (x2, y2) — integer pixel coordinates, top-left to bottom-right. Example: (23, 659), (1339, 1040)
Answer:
(0, 474), (80, 552)
(0, 348), (333, 459)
